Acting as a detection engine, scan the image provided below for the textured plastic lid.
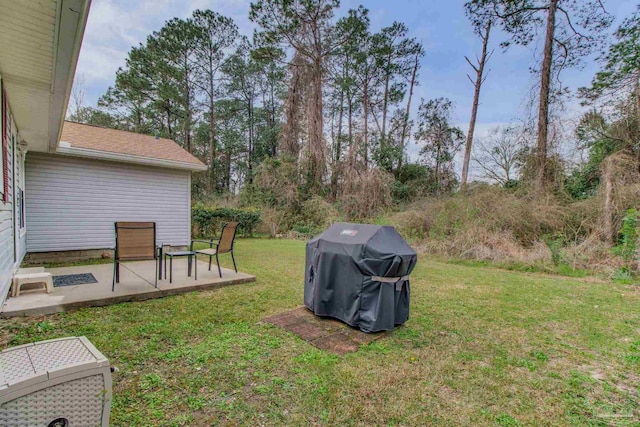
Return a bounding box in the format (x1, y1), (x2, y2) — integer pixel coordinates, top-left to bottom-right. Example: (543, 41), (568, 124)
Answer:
(0, 336), (109, 398)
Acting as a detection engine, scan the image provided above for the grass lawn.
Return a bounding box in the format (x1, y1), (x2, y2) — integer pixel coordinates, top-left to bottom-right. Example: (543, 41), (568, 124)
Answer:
(2, 239), (639, 426)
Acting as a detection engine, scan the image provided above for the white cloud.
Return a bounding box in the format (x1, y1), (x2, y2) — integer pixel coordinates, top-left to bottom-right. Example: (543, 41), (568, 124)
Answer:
(75, 0), (255, 105)
(84, 1), (144, 45)
(76, 45), (126, 83)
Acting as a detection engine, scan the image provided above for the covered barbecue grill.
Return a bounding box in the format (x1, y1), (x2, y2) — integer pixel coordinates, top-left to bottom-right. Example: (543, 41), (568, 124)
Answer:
(304, 223), (417, 333)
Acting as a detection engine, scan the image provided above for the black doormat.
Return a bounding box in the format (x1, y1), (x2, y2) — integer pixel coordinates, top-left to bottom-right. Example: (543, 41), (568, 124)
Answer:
(52, 273), (99, 287)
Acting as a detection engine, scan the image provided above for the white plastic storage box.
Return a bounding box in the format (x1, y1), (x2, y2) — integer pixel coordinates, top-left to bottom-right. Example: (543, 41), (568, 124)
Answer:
(0, 336), (112, 427)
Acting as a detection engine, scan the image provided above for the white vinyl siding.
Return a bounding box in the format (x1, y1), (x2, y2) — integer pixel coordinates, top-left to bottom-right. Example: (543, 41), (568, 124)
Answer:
(0, 106), (21, 303)
(0, 140), (12, 303)
(26, 153), (191, 252)
(15, 140), (26, 261)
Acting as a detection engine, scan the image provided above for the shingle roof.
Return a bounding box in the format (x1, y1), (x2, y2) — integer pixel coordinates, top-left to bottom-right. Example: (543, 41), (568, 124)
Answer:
(60, 121), (205, 168)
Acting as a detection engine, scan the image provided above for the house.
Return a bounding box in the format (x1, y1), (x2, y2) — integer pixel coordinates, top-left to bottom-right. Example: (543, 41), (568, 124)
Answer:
(0, 0), (206, 306)
(25, 121), (206, 259)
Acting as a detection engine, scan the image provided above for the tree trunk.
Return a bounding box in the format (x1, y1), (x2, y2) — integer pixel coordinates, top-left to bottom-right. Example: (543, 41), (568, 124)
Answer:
(331, 88), (344, 199)
(185, 108), (191, 153)
(635, 71), (640, 117)
(209, 57), (217, 192)
(225, 145), (232, 193)
(184, 56), (192, 154)
(281, 53), (306, 160)
(185, 110), (191, 153)
(461, 21), (492, 191)
(248, 97), (254, 185)
(269, 78), (277, 157)
(135, 107), (142, 132)
(381, 60), (391, 165)
(308, 56), (325, 190)
(363, 76), (369, 169)
(347, 93), (353, 151)
(602, 155), (615, 244)
(535, 0), (558, 193)
(399, 51), (420, 173)
(209, 106), (216, 191)
(634, 72), (640, 172)
(435, 143), (442, 193)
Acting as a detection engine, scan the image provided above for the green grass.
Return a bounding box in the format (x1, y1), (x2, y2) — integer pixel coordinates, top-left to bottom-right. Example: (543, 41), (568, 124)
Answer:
(447, 258), (595, 279)
(38, 257), (113, 269)
(2, 239), (639, 426)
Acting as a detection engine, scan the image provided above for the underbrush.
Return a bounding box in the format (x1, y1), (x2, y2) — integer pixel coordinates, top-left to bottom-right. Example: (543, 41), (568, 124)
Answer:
(196, 183), (638, 279)
(386, 185), (638, 278)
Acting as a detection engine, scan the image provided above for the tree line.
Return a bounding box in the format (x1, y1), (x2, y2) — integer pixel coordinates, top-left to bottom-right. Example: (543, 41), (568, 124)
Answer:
(69, 0), (639, 221)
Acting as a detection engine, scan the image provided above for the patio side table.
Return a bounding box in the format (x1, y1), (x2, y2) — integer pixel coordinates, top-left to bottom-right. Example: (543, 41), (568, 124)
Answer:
(164, 250), (198, 284)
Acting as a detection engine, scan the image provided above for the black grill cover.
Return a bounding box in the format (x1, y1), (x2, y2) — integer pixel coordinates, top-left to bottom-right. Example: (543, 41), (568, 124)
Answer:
(304, 223), (417, 333)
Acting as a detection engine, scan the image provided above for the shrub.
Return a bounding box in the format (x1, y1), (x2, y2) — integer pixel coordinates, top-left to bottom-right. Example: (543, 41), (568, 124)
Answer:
(299, 196), (340, 232)
(291, 222), (317, 238)
(541, 233), (564, 266)
(392, 187), (567, 246)
(391, 181), (412, 203)
(241, 157), (302, 236)
(385, 186), (604, 270)
(338, 168), (394, 220)
(388, 206), (437, 240)
(612, 208), (639, 279)
(392, 163), (434, 203)
(192, 204), (261, 238)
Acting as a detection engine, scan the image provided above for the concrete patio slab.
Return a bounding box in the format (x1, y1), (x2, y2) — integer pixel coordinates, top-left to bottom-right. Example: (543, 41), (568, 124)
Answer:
(2, 260), (255, 318)
(263, 306), (389, 355)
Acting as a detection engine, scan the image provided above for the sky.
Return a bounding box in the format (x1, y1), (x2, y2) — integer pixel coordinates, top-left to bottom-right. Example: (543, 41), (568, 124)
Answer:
(74, 0), (639, 177)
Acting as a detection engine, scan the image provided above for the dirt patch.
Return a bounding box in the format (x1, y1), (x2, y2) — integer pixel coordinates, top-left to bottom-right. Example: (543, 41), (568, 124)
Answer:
(312, 332), (360, 355)
(287, 321), (328, 341)
(263, 306), (388, 355)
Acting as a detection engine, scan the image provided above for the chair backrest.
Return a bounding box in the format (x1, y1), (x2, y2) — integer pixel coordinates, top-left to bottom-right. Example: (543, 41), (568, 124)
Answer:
(218, 222), (239, 254)
(114, 222), (156, 261)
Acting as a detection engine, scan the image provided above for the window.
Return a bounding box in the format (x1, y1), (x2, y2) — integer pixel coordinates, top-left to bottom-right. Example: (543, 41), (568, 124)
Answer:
(18, 188), (24, 229)
(16, 135), (25, 231)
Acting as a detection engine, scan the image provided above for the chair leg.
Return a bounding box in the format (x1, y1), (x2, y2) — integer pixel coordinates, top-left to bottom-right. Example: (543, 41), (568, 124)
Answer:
(155, 257), (158, 288)
(231, 251), (237, 273)
(188, 255), (192, 277)
(216, 253), (222, 278)
(116, 262), (120, 283)
(46, 276), (53, 294)
(164, 255), (167, 280)
(170, 256), (173, 284)
(112, 261), (117, 292)
(208, 256), (212, 271)
(195, 256), (197, 281)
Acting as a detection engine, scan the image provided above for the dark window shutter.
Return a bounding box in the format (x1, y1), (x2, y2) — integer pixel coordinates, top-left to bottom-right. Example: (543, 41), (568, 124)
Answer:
(1, 80), (8, 203)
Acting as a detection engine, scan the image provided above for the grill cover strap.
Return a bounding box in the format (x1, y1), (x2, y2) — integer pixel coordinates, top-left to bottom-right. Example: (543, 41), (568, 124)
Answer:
(371, 275), (409, 291)
(371, 275), (409, 283)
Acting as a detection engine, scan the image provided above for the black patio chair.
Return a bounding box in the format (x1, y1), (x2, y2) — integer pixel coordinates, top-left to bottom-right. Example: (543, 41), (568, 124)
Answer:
(191, 222), (239, 277)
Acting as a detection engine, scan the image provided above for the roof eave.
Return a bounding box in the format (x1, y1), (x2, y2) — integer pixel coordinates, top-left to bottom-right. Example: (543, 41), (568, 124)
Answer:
(56, 145), (208, 171)
(48, 0), (92, 152)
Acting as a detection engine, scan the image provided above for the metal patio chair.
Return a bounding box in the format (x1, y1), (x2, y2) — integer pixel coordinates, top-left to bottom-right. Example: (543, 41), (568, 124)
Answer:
(112, 222), (160, 291)
(191, 222), (239, 278)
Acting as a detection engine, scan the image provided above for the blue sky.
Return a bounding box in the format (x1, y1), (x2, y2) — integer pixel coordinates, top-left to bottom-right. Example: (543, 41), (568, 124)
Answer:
(75, 0), (638, 173)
